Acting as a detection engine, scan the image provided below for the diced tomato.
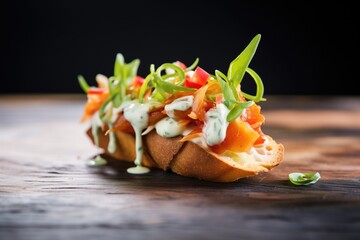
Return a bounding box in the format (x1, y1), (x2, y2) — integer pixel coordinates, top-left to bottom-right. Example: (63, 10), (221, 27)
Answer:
(210, 118), (260, 154)
(184, 66), (210, 89)
(184, 75), (203, 89)
(253, 129), (266, 145)
(87, 88), (105, 94)
(132, 76), (145, 88)
(242, 103), (266, 145)
(193, 67), (210, 85)
(175, 61), (187, 70)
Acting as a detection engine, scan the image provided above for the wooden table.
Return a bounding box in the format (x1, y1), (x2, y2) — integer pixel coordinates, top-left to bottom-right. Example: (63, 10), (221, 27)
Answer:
(1, 95), (359, 240)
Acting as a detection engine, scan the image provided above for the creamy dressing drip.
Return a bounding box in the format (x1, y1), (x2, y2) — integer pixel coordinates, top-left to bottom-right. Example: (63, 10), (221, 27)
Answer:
(91, 112), (103, 146)
(203, 103), (229, 146)
(164, 95), (193, 118)
(155, 117), (186, 137)
(122, 101), (150, 174)
(107, 123), (117, 154)
(88, 155), (107, 167)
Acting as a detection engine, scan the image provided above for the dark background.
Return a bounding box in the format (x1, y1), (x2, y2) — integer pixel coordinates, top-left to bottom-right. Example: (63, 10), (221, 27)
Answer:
(1, 0), (358, 95)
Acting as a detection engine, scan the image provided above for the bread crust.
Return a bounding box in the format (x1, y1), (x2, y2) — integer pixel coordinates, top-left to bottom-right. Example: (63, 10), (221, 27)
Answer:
(86, 128), (284, 182)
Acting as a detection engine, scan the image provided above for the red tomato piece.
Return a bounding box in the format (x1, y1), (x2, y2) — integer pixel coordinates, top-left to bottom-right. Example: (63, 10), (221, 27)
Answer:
(132, 76), (145, 88)
(175, 61), (187, 70)
(87, 88), (105, 94)
(184, 67), (210, 89)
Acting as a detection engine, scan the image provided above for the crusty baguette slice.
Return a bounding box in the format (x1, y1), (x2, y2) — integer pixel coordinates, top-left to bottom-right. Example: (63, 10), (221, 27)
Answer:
(86, 128), (284, 182)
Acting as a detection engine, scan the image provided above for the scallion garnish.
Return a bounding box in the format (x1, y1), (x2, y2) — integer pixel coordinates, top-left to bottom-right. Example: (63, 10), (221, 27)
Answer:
(78, 74), (90, 93)
(226, 100), (254, 122)
(138, 62), (195, 102)
(87, 155), (107, 167)
(227, 34), (261, 88)
(289, 172), (321, 186)
(214, 34), (266, 122)
(110, 53), (140, 107)
(185, 57), (199, 71)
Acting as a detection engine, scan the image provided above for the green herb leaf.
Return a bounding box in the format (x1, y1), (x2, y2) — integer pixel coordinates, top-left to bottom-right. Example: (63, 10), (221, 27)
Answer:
(139, 62), (194, 103)
(186, 58), (199, 71)
(156, 63), (185, 84)
(77, 75), (90, 93)
(227, 34), (261, 88)
(87, 155), (107, 167)
(289, 172), (321, 186)
(114, 53), (125, 77)
(215, 70), (236, 107)
(213, 34), (264, 122)
(138, 71), (154, 102)
(98, 94), (117, 122)
(110, 53), (140, 107)
(226, 101), (254, 122)
(241, 67), (266, 102)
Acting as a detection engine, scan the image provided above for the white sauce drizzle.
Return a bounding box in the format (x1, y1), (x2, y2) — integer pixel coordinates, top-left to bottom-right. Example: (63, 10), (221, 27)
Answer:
(105, 106), (124, 154)
(203, 103), (229, 146)
(122, 101), (150, 174)
(164, 95), (194, 118)
(107, 123), (117, 154)
(155, 117), (186, 137)
(91, 112), (103, 146)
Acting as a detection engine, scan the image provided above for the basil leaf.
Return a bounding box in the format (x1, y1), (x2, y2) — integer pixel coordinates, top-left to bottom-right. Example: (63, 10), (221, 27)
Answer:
(289, 172), (321, 186)
(227, 34), (261, 88)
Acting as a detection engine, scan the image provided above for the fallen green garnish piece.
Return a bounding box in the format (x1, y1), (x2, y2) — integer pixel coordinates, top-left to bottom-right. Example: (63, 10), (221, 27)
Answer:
(289, 172), (321, 186)
(87, 155), (107, 167)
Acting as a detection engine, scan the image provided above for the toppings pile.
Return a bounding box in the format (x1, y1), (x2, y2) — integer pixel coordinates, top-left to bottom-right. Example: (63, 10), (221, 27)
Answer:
(79, 34), (267, 173)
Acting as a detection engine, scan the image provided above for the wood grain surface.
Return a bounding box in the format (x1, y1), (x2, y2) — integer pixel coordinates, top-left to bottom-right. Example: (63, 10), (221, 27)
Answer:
(0, 94), (359, 240)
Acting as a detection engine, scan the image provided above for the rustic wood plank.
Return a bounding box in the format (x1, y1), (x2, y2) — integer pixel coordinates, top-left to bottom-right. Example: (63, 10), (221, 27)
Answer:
(1, 94), (360, 240)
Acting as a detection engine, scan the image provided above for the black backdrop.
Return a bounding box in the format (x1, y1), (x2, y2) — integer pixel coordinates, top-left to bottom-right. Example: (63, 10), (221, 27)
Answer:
(1, 0), (358, 95)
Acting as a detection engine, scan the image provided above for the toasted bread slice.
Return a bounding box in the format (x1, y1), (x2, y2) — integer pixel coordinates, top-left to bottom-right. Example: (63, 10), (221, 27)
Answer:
(86, 128), (284, 182)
